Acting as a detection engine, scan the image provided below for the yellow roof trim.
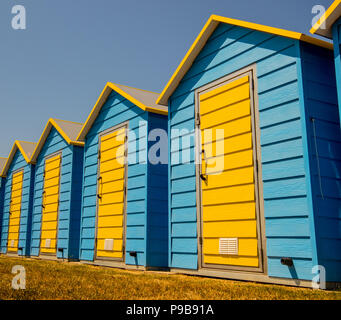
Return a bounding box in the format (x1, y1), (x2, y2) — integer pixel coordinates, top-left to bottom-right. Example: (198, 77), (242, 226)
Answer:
(310, 0), (341, 39)
(50, 119), (85, 146)
(76, 82), (168, 141)
(108, 83), (160, 115)
(1, 141), (36, 177)
(30, 118), (85, 164)
(17, 141), (32, 163)
(108, 83), (168, 115)
(156, 14), (333, 105)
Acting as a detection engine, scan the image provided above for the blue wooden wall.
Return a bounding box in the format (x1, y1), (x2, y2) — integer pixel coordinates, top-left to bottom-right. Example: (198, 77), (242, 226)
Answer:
(0, 177), (6, 249)
(168, 22), (322, 281)
(300, 42), (341, 282)
(0, 151), (35, 256)
(30, 128), (84, 259)
(332, 17), (341, 124)
(146, 112), (169, 268)
(69, 145), (84, 260)
(80, 90), (149, 265)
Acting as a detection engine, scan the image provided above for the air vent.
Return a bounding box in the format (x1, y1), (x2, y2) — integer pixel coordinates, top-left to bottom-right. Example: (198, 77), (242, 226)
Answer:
(11, 240), (15, 248)
(219, 238), (238, 255)
(104, 239), (114, 251)
(45, 239), (51, 248)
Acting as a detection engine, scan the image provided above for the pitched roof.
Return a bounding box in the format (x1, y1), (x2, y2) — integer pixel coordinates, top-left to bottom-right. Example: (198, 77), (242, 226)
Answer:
(19, 141), (36, 160)
(1, 141), (37, 177)
(77, 82), (168, 141)
(156, 14), (333, 105)
(0, 157), (7, 175)
(30, 118), (84, 164)
(310, 0), (341, 39)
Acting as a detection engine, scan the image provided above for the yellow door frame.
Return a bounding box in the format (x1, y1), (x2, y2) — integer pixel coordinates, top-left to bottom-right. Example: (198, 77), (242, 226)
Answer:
(194, 65), (267, 273)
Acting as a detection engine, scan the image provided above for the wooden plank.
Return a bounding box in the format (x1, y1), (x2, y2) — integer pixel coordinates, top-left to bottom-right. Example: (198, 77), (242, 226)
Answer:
(40, 154), (61, 255)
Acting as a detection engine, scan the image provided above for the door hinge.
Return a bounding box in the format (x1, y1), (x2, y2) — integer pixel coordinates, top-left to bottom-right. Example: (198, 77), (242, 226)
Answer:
(98, 149), (101, 160)
(255, 159), (259, 172)
(199, 236), (203, 245)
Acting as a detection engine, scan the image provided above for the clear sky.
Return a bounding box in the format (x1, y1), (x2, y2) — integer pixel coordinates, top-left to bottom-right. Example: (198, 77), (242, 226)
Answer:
(0, 0), (334, 156)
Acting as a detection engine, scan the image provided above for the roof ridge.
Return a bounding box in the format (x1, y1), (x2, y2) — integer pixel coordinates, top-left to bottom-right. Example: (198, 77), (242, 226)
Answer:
(112, 83), (160, 95)
(17, 140), (37, 144)
(52, 118), (84, 125)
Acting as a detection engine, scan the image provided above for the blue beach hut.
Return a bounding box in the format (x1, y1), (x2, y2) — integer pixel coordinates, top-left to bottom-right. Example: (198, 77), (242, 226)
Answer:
(157, 15), (341, 288)
(77, 83), (168, 269)
(29, 119), (84, 261)
(0, 141), (36, 257)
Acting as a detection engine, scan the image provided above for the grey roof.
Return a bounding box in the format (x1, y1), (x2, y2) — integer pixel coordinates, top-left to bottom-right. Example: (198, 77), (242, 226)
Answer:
(18, 141), (37, 160)
(53, 119), (83, 141)
(113, 84), (168, 113)
(0, 158), (7, 173)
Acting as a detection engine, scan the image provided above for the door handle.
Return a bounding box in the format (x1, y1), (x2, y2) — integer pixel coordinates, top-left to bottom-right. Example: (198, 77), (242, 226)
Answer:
(200, 174), (207, 181)
(200, 149), (208, 181)
(97, 177), (103, 199)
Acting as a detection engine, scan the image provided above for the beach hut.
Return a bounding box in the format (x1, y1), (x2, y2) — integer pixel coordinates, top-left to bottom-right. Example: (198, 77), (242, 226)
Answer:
(77, 83), (168, 269)
(29, 119), (84, 261)
(0, 141), (36, 256)
(311, 0), (341, 125)
(157, 15), (341, 288)
(0, 158), (8, 246)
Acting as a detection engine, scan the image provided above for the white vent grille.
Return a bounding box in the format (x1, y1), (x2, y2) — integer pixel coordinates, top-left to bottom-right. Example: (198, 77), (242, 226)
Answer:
(219, 238), (238, 255)
(104, 239), (114, 251)
(11, 240), (15, 248)
(45, 239), (51, 248)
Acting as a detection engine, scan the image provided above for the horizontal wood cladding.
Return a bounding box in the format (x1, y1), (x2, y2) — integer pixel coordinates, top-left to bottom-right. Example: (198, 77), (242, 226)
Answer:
(300, 42), (341, 282)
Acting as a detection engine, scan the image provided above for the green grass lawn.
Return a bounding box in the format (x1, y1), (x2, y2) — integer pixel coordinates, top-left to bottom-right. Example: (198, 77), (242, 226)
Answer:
(0, 256), (340, 300)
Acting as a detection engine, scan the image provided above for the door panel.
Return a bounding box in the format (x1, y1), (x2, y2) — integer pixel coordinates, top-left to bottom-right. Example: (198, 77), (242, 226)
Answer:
(7, 170), (24, 253)
(40, 154), (62, 255)
(96, 126), (127, 260)
(198, 73), (261, 269)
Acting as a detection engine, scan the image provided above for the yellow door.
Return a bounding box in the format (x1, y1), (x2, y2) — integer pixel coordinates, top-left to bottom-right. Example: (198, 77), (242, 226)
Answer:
(198, 74), (261, 269)
(40, 154), (62, 255)
(7, 171), (24, 253)
(96, 126), (127, 260)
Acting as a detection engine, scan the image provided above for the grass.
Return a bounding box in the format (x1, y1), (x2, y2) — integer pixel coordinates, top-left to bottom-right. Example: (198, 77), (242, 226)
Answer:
(0, 256), (340, 300)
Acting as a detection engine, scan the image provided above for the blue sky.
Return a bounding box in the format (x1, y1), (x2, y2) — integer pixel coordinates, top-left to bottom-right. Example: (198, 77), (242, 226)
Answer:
(0, 0), (333, 155)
